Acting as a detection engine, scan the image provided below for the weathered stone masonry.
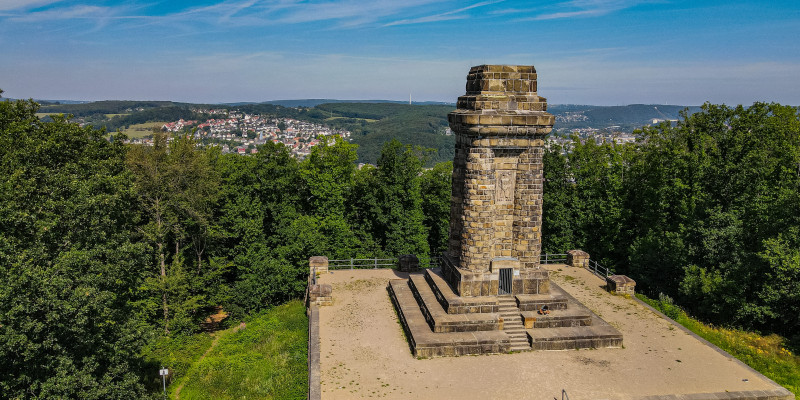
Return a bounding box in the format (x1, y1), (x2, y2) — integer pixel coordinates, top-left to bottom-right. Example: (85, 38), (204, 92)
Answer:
(443, 65), (555, 297)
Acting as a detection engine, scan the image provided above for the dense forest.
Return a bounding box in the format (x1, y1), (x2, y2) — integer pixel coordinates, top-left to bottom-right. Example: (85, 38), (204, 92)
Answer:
(542, 102), (800, 341)
(1, 94), (445, 398)
(2, 91), (798, 397)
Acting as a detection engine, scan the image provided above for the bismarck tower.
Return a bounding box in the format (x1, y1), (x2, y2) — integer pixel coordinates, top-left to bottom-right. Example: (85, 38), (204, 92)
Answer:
(388, 65), (621, 357)
(442, 65), (554, 297)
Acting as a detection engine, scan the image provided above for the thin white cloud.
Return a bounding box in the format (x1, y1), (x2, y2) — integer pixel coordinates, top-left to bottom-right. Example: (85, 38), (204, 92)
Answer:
(520, 0), (655, 21)
(169, 0), (453, 28)
(0, 0), (62, 12)
(9, 5), (109, 21)
(384, 0), (503, 27)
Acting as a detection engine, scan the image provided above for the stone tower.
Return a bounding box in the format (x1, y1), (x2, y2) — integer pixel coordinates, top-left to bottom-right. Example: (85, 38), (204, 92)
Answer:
(442, 65), (555, 297)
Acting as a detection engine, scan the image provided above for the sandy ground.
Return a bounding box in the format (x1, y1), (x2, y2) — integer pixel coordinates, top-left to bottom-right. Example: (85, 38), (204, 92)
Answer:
(317, 266), (781, 399)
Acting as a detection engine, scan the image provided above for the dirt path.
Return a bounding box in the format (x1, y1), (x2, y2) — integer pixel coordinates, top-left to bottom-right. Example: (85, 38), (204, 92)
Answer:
(174, 309), (243, 399)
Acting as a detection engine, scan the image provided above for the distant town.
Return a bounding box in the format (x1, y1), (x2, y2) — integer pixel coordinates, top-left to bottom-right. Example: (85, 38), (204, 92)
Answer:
(125, 107), (351, 158)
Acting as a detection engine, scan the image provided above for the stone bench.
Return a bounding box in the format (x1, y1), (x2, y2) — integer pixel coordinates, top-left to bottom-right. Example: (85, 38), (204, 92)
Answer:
(388, 279), (511, 357)
(424, 268), (499, 314)
(408, 274), (499, 333)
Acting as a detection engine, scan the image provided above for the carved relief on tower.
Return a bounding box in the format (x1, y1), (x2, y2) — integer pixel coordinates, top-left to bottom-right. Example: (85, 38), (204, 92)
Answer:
(495, 169), (516, 205)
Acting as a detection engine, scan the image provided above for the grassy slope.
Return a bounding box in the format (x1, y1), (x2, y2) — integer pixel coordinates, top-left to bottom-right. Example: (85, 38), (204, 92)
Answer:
(141, 300), (307, 400)
(173, 300), (308, 399)
(638, 294), (799, 396)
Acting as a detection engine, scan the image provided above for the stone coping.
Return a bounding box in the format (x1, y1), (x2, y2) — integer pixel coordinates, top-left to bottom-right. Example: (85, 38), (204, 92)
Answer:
(388, 279), (510, 358)
(407, 274), (499, 333)
(425, 268), (499, 314)
(515, 288), (568, 311)
(307, 304), (321, 400)
(520, 307), (592, 329)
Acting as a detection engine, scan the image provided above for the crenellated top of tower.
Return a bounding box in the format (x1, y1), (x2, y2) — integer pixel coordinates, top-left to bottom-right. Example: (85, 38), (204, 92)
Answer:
(449, 65), (554, 136)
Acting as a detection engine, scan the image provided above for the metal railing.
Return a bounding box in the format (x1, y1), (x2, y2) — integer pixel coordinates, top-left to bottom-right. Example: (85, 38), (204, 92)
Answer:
(540, 253), (567, 264)
(417, 255), (442, 269)
(328, 254), (572, 270)
(328, 258), (397, 270)
(587, 258), (615, 279)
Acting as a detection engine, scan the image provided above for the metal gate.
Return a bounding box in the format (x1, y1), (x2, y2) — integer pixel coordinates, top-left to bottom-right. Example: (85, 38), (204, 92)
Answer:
(499, 268), (513, 295)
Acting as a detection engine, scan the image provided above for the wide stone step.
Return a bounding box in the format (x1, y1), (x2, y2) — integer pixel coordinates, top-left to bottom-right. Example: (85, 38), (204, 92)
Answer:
(388, 279), (512, 357)
(407, 274), (500, 333)
(424, 268), (499, 314)
(526, 316), (623, 350)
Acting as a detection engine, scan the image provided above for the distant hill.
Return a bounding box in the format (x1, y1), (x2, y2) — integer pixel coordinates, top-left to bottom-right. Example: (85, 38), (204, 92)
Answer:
(256, 99), (454, 107)
(549, 104), (703, 132)
(28, 98), (703, 164)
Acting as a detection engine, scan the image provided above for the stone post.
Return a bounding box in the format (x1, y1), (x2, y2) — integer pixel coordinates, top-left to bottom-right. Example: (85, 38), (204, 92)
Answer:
(309, 256), (329, 276)
(566, 250), (589, 269)
(397, 254), (420, 272)
(606, 275), (636, 295)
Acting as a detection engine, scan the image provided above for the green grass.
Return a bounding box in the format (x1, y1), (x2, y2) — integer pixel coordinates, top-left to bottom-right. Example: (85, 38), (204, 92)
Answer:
(118, 122), (168, 138)
(638, 294), (800, 396)
(174, 300), (308, 399)
(142, 331), (215, 391)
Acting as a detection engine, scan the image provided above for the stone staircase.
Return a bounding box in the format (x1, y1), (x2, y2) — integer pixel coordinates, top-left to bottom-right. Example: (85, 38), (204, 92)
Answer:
(389, 268), (622, 357)
(498, 296), (530, 351)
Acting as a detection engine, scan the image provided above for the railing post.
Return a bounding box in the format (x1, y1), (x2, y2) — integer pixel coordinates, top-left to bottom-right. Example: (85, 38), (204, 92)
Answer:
(350, 258), (353, 270)
(374, 258), (377, 269)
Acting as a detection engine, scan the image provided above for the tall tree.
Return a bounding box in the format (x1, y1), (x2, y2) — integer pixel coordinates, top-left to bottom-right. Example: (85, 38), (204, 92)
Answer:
(126, 132), (219, 334)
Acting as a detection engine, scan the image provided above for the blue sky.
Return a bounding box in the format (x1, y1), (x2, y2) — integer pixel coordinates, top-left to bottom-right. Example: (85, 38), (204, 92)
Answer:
(1, 0), (799, 105)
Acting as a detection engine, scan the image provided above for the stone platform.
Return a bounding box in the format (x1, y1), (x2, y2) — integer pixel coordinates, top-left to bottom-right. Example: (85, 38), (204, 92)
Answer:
(317, 268), (793, 400)
(389, 268), (622, 357)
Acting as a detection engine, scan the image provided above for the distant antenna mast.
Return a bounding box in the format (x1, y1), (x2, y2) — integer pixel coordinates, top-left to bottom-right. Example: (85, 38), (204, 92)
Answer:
(409, 93), (412, 105)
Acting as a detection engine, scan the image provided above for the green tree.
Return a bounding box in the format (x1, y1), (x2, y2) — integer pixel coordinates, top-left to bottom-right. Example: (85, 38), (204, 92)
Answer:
(0, 96), (153, 398)
(356, 139), (429, 258)
(420, 161), (453, 257)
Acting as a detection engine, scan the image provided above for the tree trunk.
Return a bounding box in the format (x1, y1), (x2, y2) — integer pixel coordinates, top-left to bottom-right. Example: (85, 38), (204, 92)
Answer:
(159, 241), (169, 334)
